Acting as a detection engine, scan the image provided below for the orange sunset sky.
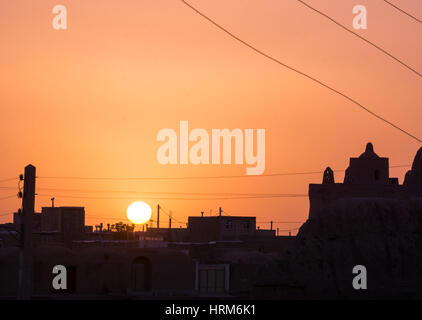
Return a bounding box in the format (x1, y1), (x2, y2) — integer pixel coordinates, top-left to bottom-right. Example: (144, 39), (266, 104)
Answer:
(0, 0), (421, 234)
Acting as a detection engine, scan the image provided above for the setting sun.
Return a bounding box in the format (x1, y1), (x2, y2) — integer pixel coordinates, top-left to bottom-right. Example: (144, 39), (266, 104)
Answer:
(126, 201), (152, 224)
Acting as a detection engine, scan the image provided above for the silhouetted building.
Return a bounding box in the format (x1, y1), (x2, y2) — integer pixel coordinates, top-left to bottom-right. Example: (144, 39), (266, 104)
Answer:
(135, 215), (275, 244)
(0, 246), (196, 298)
(41, 206), (85, 246)
(309, 143), (422, 219)
(0, 223), (19, 248)
(13, 210), (41, 232)
(142, 227), (189, 242)
(188, 216), (271, 242)
(344, 142), (391, 184)
(404, 147), (422, 188)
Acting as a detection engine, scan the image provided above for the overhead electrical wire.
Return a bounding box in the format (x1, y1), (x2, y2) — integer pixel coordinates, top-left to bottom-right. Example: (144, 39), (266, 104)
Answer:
(159, 206), (188, 225)
(36, 194), (308, 201)
(257, 221), (304, 224)
(296, 0), (422, 78)
(37, 171), (326, 180)
(35, 164), (410, 182)
(383, 0), (422, 24)
(0, 195), (17, 201)
(86, 215), (131, 222)
(178, 0), (422, 143)
(275, 227), (301, 233)
(35, 187), (306, 198)
(0, 212), (12, 217)
(84, 214), (305, 226)
(0, 177), (17, 183)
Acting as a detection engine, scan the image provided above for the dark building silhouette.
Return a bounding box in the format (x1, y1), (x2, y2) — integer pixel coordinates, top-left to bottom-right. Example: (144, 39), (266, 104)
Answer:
(309, 142), (421, 219)
(40, 207), (85, 246)
(13, 210), (41, 232)
(188, 216), (256, 242)
(344, 142), (390, 184)
(0, 246), (196, 298)
(404, 147), (422, 188)
(2, 143), (422, 299)
(322, 167), (335, 184)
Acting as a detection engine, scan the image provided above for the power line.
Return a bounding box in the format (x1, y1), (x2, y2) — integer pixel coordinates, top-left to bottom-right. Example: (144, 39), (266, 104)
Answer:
(0, 212), (12, 217)
(383, 0), (422, 24)
(221, 209), (231, 217)
(159, 206), (187, 225)
(256, 221), (304, 224)
(85, 215), (131, 222)
(160, 206), (196, 227)
(162, 207), (304, 231)
(84, 213), (305, 226)
(0, 195), (17, 201)
(178, 0), (422, 143)
(296, 0), (422, 78)
(36, 194), (307, 201)
(36, 187), (306, 198)
(274, 227), (301, 232)
(386, 165), (411, 169)
(0, 177), (17, 183)
(37, 171), (324, 180)
(35, 164), (410, 182)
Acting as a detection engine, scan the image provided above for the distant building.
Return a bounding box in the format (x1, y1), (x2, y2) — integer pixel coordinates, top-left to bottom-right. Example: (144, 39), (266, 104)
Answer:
(0, 246), (196, 298)
(188, 216), (275, 242)
(13, 210), (41, 232)
(309, 143), (422, 219)
(404, 147), (422, 188)
(344, 142), (392, 185)
(0, 223), (19, 248)
(41, 206), (85, 245)
(137, 215), (275, 244)
(142, 227), (189, 242)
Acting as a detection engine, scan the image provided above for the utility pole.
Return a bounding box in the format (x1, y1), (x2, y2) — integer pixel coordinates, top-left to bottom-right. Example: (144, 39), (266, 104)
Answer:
(157, 204), (160, 229)
(270, 221), (273, 231)
(18, 164), (36, 300)
(168, 211), (172, 243)
(219, 207), (222, 217)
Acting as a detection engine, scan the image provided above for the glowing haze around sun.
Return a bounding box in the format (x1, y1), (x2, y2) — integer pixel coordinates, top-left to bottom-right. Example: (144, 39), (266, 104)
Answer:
(126, 201), (152, 224)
